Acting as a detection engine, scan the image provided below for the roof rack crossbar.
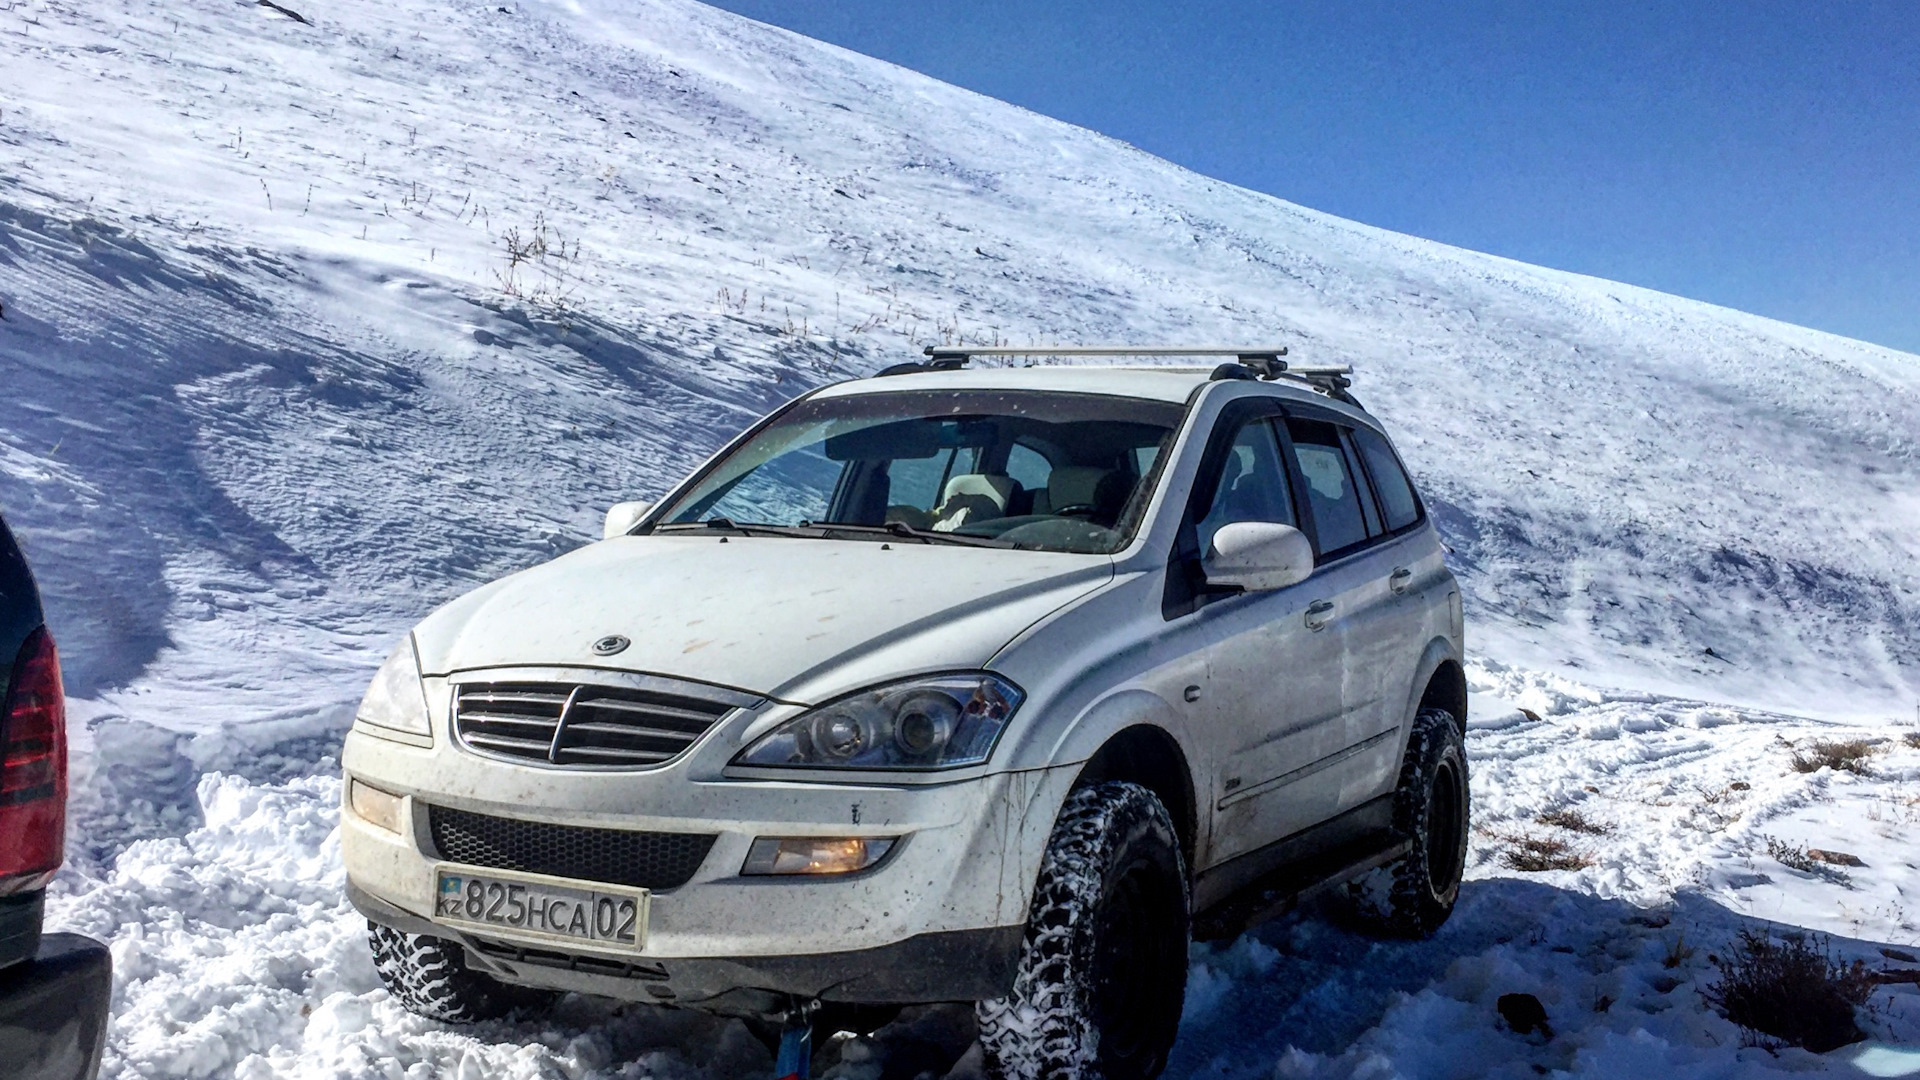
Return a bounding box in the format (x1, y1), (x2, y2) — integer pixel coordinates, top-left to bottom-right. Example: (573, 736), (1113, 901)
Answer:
(885, 345), (1362, 407)
(925, 344), (1293, 381)
(923, 345), (1290, 360)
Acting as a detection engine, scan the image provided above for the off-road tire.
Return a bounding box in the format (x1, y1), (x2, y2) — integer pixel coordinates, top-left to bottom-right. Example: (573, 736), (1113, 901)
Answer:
(1347, 707), (1469, 937)
(976, 781), (1190, 1080)
(367, 922), (557, 1022)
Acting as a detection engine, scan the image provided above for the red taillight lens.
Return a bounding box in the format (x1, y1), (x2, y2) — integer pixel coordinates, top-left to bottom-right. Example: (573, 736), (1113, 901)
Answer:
(0, 626), (67, 883)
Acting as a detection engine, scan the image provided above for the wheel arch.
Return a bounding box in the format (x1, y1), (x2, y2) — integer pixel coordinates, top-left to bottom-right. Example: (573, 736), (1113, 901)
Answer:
(1070, 724), (1198, 868)
(1419, 653), (1468, 734)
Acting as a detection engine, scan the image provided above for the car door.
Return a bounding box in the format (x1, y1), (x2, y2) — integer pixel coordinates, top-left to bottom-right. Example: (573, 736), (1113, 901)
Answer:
(1349, 422), (1451, 738)
(1183, 411), (1354, 869)
(1277, 417), (1409, 811)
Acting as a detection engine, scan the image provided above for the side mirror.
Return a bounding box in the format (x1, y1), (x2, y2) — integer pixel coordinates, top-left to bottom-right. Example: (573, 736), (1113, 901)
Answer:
(1203, 521), (1314, 592)
(602, 501), (653, 540)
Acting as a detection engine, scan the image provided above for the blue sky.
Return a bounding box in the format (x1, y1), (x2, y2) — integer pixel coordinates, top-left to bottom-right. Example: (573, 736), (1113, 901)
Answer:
(705, 1), (1920, 355)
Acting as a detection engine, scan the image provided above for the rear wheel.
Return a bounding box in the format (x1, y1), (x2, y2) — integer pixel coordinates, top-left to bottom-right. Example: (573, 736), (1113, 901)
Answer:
(976, 781), (1189, 1080)
(1347, 707), (1469, 937)
(367, 922), (557, 1022)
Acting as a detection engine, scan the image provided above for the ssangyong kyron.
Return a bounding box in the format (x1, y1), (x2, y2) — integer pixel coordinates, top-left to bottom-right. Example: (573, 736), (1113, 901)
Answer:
(341, 347), (1469, 1080)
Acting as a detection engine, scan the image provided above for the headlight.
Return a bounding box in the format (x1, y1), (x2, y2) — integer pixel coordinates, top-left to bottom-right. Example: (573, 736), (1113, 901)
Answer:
(734, 673), (1023, 770)
(356, 635), (432, 738)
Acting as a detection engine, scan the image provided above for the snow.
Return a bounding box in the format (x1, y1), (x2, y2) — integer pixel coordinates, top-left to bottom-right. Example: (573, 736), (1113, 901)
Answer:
(1, 0), (1917, 1075)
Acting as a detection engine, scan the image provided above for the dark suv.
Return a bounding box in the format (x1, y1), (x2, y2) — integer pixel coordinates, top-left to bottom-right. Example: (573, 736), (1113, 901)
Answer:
(0, 512), (110, 1080)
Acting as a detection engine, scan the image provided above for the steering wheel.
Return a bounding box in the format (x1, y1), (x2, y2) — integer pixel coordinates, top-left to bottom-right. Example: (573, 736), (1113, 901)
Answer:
(1051, 503), (1098, 518)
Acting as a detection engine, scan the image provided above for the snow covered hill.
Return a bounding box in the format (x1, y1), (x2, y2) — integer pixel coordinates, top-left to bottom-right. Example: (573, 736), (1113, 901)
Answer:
(3, 1), (1918, 1077)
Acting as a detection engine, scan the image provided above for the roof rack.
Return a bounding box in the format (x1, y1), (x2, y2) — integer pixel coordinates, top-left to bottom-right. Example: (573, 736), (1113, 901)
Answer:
(893, 344), (1364, 408)
(919, 344), (1290, 380)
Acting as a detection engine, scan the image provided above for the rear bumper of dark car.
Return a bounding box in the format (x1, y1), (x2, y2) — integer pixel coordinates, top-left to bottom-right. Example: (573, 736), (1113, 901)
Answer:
(0, 931), (113, 1080)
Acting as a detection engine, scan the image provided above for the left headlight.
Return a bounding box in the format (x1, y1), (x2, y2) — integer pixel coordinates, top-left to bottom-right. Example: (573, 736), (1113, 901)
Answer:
(734, 672), (1024, 770)
(356, 635), (432, 739)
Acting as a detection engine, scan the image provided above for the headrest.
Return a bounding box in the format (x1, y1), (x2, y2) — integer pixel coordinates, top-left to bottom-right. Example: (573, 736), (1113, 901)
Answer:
(932, 473), (1015, 532)
(1047, 467), (1109, 509)
(940, 473), (1015, 511)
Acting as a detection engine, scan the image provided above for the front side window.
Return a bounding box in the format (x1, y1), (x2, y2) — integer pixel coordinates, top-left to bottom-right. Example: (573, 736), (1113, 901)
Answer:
(654, 390), (1184, 555)
(1285, 418), (1370, 556)
(1195, 418), (1295, 556)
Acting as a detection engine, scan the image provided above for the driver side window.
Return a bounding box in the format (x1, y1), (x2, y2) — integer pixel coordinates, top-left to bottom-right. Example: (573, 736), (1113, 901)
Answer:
(1196, 418), (1295, 556)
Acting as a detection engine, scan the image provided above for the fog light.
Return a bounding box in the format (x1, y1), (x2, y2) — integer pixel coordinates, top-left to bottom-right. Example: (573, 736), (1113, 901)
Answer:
(349, 779), (404, 834)
(741, 836), (896, 876)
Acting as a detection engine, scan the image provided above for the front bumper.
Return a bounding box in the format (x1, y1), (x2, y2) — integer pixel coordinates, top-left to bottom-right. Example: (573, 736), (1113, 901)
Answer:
(341, 725), (1070, 1008)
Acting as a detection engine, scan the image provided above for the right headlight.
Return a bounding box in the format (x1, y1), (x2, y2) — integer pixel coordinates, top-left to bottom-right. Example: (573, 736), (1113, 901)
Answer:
(355, 635), (432, 739)
(734, 672), (1023, 770)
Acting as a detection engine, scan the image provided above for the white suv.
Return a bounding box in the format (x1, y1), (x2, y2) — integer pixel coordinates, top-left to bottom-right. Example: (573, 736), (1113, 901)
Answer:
(340, 349), (1468, 1080)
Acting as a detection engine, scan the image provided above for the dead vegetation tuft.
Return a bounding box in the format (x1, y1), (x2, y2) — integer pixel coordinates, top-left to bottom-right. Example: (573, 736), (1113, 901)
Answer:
(1500, 835), (1595, 873)
(1905, 732), (1920, 750)
(1704, 931), (1873, 1053)
(1764, 837), (1853, 886)
(1790, 738), (1876, 775)
(1538, 808), (1614, 835)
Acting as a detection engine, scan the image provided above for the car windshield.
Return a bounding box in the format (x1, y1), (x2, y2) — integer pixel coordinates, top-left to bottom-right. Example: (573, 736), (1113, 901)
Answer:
(652, 389), (1185, 555)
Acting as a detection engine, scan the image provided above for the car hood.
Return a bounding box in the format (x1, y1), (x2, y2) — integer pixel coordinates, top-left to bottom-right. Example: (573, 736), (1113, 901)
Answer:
(412, 534), (1113, 704)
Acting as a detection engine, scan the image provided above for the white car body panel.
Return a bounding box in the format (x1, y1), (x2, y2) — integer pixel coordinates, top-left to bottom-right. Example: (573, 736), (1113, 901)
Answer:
(412, 535), (1113, 703)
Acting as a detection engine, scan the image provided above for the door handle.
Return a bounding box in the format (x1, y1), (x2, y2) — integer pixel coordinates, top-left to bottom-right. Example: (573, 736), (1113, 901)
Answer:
(1389, 567), (1413, 595)
(1305, 599), (1336, 631)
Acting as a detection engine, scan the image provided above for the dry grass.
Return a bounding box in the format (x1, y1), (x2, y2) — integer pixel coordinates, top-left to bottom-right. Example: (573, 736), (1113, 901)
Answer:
(1766, 836), (1820, 873)
(1790, 738), (1876, 775)
(1501, 835), (1595, 872)
(1704, 931), (1873, 1053)
(1538, 808), (1614, 835)
(1765, 836), (1853, 886)
(1905, 732), (1920, 750)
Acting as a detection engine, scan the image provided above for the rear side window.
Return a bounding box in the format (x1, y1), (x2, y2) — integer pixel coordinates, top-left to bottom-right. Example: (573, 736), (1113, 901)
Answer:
(1351, 427), (1421, 532)
(1284, 419), (1369, 556)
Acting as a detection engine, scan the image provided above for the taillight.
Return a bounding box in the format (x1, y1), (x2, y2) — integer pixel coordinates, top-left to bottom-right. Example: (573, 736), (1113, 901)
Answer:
(0, 626), (66, 889)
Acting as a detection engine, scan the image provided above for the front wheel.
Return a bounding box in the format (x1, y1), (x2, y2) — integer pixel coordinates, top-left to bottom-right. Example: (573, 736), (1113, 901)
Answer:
(367, 922), (557, 1022)
(1347, 707), (1470, 937)
(976, 781), (1190, 1080)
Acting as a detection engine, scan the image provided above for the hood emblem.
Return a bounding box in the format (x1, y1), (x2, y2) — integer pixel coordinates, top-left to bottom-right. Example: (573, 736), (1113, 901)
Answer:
(591, 634), (631, 657)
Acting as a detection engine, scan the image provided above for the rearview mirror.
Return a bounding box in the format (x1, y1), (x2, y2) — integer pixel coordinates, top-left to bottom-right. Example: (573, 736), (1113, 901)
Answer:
(602, 501), (653, 540)
(1203, 521), (1314, 592)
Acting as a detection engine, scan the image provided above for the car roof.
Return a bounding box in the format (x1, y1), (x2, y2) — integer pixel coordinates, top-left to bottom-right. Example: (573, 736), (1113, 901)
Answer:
(811, 364), (1374, 425)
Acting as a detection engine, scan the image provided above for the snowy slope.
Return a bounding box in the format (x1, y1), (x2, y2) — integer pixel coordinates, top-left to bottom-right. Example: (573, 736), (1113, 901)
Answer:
(2, 0), (1919, 1077)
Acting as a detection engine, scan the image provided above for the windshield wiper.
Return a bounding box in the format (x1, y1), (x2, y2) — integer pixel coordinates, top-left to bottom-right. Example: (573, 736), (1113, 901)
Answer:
(654, 518), (818, 539)
(654, 518), (1015, 548)
(810, 522), (1016, 548)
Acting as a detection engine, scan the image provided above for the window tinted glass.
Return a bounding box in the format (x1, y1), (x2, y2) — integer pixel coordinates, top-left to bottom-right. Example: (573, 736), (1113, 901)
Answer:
(1196, 418), (1294, 555)
(1005, 442), (1052, 495)
(1352, 427), (1421, 531)
(1285, 418), (1369, 555)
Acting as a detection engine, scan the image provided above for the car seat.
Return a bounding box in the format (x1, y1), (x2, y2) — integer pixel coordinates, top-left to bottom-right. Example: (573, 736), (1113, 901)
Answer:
(931, 473), (1016, 532)
(1032, 467), (1107, 517)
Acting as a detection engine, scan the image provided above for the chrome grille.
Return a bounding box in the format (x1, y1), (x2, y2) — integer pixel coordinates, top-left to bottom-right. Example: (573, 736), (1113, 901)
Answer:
(453, 675), (745, 768)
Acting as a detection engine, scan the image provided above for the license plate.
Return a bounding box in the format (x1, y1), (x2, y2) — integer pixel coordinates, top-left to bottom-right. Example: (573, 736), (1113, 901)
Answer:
(432, 864), (648, 952)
